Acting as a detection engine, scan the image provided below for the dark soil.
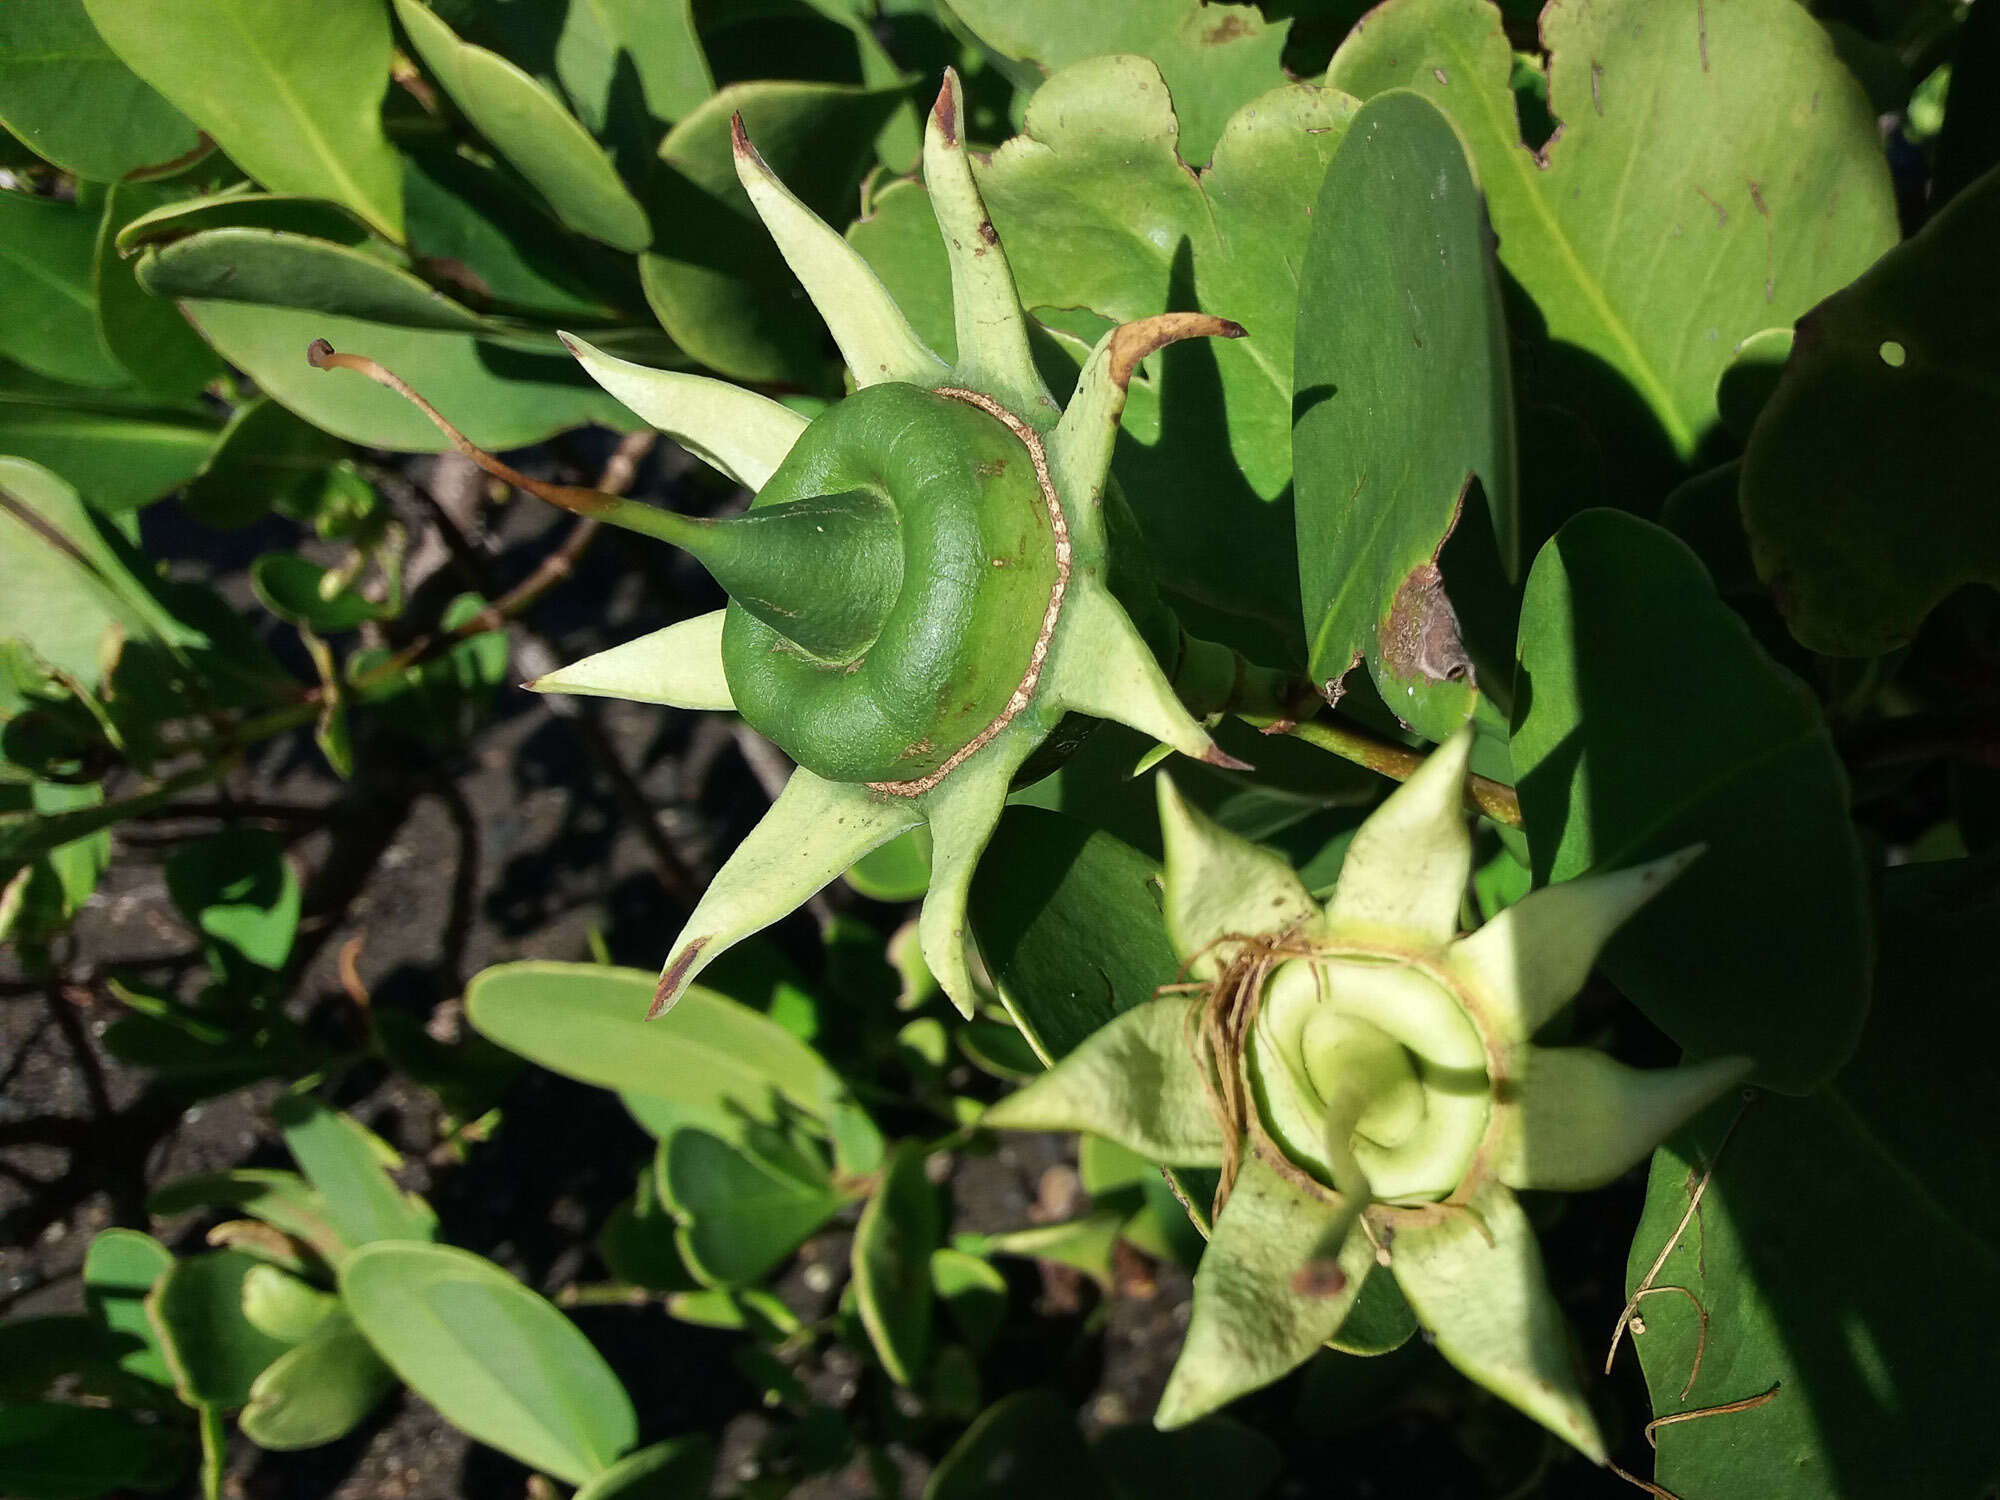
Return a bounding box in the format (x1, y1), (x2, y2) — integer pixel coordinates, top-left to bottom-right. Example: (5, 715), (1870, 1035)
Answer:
(2, 443), (1666, 1499)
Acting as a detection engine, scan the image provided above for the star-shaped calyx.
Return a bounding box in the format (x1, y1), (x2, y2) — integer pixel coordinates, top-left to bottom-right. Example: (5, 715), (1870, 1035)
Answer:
(312, 72), (1252, 1020)
(983, 727), (1751, 1457)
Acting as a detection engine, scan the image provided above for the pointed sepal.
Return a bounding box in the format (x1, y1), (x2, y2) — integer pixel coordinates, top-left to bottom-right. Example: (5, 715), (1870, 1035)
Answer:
(1157, 777), (1318, 975)
(922, 70), (1050, 424)
(1490, 1048), (1752, 1192)
(560, 333), (806, 489)
(981, 998), (1226, 1166)
(652, 770), (922, 1017)
(913, 745), (1020, 1017)
(1155, 1157), (1370, 1430)
(1047, 582), (1247, 773)
(1447, 846), (1704, 1042)
(527, 612), (733, 710)
(1323, 726), (1475, 952)
(1384, 1182), (1607, 1462)
(731, 115), (946, 389)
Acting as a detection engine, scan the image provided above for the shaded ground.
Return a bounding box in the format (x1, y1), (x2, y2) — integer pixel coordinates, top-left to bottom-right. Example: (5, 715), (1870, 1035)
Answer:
(2, 445), (1667, 1498)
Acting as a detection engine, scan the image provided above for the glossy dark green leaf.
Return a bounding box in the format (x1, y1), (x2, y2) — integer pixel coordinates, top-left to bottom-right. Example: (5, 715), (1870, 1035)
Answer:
(843, 825), (931, 902)
(164, 827), (301, 970)
(946, 0), (1288, 167)
(148, 1249), (296, 1408)
(239, 1309), (396, 1451)
(1294, 89), (1514, 740)
(0, 1403), (187, 1500)
(1626, 862), (2000, 1497)
(466, 961), (845, 1140)
(115, 192), (373, 253)
(661, 1128), (845, 1287)
(137, 231), (497, 334)
(81, 0), (404, 239)
(1512, 510), (1868, 1092)
(92, 182), (223, 401)
(642, 80), (908, 384)
(925, 1389), (1103, 1500)
(179, 398), (344, 529)
(573, 1435), (715, 1500)
(177, 296), (633, 451)
(0, 0), (201, 181)
(1326, 1263), (1417, 1357)
(0, 362), (218, 513)
(341, 1242), (636, 1484)
(0, 190), (126, 388)
(1328, 0), (1896, 462)
(1741, 168), (2000, 655)
(969, 807), (1179, 1062)
(271, 1094), (437, 1251)
(392, 0), (649, 252)
(250, 553), (390, 634)
(598, 1158), (698, 1295)
(852, 1142), (941, 1385)
(81, 1229), (174, 1388)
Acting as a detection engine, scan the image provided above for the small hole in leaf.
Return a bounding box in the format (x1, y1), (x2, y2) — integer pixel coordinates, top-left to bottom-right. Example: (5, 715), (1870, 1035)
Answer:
(1879, 340), (1907, 368)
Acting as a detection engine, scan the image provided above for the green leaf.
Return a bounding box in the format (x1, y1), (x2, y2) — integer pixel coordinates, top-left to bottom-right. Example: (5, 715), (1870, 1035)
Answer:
(968, 808), (1181, 1063)
(466, 960), (846, 1139)
(391, 0), (649, 252)
(929, 1248), (1007, 1355)
(341, 1241), (636, 1484)
(925, 1389), (1102, 1500)
(148, 1249), (297, 1408)
(92, 182), (224, 402)
(597, 1162), (697, 1295)
(164, 828), (301, 970)
(1626, 857), (2000, 1498)
(239, 1309), (396, 1451)
(1511, 510), (1868, 1093)
(81, 1228), (174, 1388)
(149, 1169), (348, 1265)
(0, 363), (219, 513)
(0, 0), (201, 181)
(177, 296), (633, 451)
(0, 1317), (133, 1402)
(853, 61), (1358, 654)
(271, 1094), (438, 1250)
(1327, 0), (1897, 461)
(1741, 167), (2000, 655)
(249, 553), (389, 633)
(642, 80), (908, 385)
(114, 191), (375, 253)
(0, 1403), (187, 1500)
(843, 826), (931, 902)
(238, 1264), (335, 1343)
(81, 0), (405, 240)
(852, 1142), (941, 1386)
(0, 190), (127, 388)
(1326, 1262), (1417, 1357)
(573, 1436), (715, 1500)
(179, 398), (345, 530)
(946, 0), (1288, 168)
(136, 228), (501, 334)
(1294, 90), (1514, 738)
(660, 1128), (845, 1287)
(554, 0), (713, 129)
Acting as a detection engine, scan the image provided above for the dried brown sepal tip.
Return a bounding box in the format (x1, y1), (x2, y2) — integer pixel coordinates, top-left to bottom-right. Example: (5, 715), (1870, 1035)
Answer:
(1107, 313), (1248, 391)
(931, 71), (960, 144)
(1200, 744), (1255, 773)
(647, 937), (707, 1020)
(728, 111), (758, 166)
